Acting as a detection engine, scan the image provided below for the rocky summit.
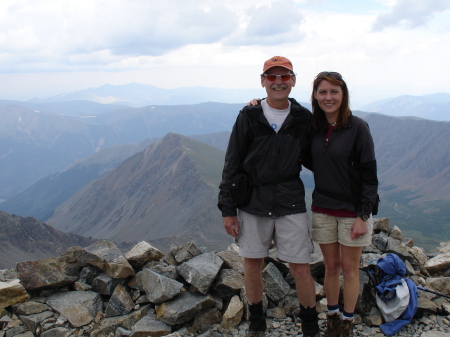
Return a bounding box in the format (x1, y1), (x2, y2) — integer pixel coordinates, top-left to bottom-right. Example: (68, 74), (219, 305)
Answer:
(0, 218), (449, 337)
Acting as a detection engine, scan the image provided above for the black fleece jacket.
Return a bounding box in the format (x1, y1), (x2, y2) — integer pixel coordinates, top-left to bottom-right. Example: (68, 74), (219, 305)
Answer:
(310, 114), (378, 217)
(218, 98), (312, 218)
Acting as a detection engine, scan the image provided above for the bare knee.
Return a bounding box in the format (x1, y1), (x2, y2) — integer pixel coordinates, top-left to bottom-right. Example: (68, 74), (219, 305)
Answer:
(245, 258), (264, 274)
(289, 263), (311, 279)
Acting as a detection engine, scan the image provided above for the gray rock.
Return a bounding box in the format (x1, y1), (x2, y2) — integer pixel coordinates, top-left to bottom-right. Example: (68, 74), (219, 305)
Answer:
(262, 262), (290, 303)
(78, 265), (102, 285)
(425, 252), (450, 274)
(165, 242), (202, 266)
(12, 301), (50, 315)
(130, 312), (172, 337)
(17, 311), (53, 334)
(177, 252), (223, 294)
(156, 292), (215, 325)
(213, 269), (244, 299)
(105, 284), (135, 318)
(92, 273), (124, 295)
(89, 305), (150, 337)
(46, 291), (103, 328)
(84, 240), (135, 279)
(141, 269), (183, 304)
(144, 262), (178, 279)
(216, 251), (245, 274)
(16, 258), (79, 291)
(40, 327), (72, 337)
(125, 241), (164, 270)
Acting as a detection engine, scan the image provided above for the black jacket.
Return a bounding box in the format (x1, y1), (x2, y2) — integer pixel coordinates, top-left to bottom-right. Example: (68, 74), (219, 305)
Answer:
(218, 98), (312, 218)
(310, 114), (378, 217)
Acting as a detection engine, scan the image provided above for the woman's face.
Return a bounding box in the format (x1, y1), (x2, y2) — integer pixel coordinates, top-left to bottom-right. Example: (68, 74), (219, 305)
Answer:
(314, 80), (343, 119)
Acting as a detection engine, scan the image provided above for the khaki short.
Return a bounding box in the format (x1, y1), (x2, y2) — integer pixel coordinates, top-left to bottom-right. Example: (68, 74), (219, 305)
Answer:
(236, 210), (314, 264)
(311, 212), (373, 247)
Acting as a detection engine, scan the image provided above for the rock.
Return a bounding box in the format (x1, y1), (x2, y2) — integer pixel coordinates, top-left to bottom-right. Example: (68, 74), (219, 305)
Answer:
(220, 295), (243, 330)
(164, 242), (202, 266)
(129, 312), (171, 337)
(12, 301), (50, 315)
(105, 284), (135, 318)
(177, 252), (223, 294)
(213, 269), (244, 299)
(92, 273), (124, 295)
(373, 217), (390, 233)
(140, 269), (183, 304)
(125, 241), (164, 270)
(17, 311), (53, 334)
(89, 305), (150, 336)
(425, 252), (450, 274)
(262, 262), (290, 303)
(0, 280), (29, 309)
(16, 258), (79, 291)
(156, 292), (215, 325)
(84, 241), (135, 279)
(46, 291), (103, 328)
(216, 251), (245, 274)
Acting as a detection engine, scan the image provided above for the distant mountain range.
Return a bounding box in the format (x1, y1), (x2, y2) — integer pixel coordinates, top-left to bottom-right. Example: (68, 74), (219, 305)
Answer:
(359, 93), (450, 121)
(30, 83), (268, 107)
(27, 83), (450, 121)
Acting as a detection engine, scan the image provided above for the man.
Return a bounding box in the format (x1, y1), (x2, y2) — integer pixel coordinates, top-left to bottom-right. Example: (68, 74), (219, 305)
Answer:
(218, 56), (319, 337)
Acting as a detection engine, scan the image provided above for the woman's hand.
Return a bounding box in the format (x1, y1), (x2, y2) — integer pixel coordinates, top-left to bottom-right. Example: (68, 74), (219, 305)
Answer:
(350, 217), (368, 240)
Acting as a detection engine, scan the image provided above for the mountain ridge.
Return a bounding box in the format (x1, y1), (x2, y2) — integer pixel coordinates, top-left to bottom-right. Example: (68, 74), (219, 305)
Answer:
(46, 133), (229, 251)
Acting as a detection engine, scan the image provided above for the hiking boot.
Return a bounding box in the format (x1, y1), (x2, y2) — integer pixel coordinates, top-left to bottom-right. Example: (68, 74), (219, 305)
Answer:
(339, 319), (354, 337)
(324, 313), (342, 337)
(247, 302), (266, 337)
(298, 305), (320, 337)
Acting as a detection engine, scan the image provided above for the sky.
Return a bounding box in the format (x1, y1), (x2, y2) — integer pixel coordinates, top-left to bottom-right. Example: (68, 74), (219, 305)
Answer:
(1, 0), (449, 107)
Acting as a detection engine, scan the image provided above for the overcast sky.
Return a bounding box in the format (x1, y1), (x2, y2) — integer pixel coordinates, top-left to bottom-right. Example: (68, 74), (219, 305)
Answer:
(1, 0), (449, 107)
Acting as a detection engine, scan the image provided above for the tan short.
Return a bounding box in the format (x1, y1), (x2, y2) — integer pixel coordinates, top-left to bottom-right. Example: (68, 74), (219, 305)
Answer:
(236, 210), (314, 263)
(311, 212), (373, 247)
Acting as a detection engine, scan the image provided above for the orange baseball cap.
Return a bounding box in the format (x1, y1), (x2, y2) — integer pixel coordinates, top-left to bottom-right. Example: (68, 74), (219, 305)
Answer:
(262, 56), (293, 73)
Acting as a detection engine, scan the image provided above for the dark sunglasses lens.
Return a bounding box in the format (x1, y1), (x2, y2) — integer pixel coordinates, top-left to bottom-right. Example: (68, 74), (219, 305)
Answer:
(265, 74), (291, 81)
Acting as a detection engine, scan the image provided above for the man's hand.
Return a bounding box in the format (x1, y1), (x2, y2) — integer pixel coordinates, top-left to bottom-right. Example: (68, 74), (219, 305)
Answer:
(247, 99), (261, 106)
(223, 216), (239, 238)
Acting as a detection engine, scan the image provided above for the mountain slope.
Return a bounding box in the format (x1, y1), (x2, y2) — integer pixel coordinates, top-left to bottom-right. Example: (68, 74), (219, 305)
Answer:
(46, 133), (229, 251)
(359, 93), (450, 121)
(0, 138), (158, 220)
(0, 105), (126, 199)
(0, 210), (97, 269)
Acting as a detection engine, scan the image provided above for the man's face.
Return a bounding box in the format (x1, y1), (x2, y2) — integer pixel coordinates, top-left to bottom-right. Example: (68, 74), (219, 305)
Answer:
(261, 66), (296, 107)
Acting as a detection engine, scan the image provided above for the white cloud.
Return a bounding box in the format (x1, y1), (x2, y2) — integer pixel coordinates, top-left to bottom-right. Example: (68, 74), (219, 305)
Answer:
(0, 0), (449, 103)
(372, 0), (450, 30)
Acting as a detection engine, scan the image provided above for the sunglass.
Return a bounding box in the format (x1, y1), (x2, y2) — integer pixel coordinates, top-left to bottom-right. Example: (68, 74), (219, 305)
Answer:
(316, 71), (343, 80)
(261, 73), (295, 81)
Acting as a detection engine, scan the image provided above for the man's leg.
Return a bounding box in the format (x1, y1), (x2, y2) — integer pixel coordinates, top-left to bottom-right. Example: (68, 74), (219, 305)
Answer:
(290, 263), (320, 337)
(244, 257), (266, 336)
(244, 257), (265, 304)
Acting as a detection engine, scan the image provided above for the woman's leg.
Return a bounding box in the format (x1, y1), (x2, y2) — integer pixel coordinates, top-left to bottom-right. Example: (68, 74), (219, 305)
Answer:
(320, 242), (342, 306)
(340, 245), (363, 313)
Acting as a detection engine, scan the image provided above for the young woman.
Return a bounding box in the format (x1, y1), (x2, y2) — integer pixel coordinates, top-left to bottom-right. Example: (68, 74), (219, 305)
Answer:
(309, 71), (378, 337)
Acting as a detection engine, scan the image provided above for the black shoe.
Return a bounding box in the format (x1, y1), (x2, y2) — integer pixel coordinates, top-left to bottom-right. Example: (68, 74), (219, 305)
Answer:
(298, 305), (320, 337)
(247, 302), (266, 336)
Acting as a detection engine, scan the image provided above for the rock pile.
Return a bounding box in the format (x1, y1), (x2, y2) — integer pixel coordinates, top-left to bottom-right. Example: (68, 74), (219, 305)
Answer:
(0, 218), (449, 337)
